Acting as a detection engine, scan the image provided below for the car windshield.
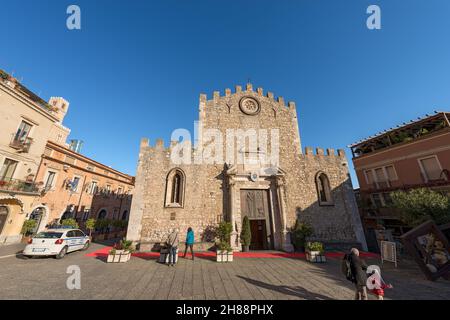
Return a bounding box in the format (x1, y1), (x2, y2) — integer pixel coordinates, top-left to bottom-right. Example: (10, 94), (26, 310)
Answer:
(33, 232), (63, 239)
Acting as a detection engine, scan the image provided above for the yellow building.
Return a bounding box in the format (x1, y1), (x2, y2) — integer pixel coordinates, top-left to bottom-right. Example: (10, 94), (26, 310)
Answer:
(0, 69), (70, 244)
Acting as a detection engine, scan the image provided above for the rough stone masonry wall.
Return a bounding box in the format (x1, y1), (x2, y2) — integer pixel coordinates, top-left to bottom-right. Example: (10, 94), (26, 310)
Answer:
(201, 84), (364, 245)
(128, 83), (367, 250)
(129, 139), (224, 246)
(288, 148), (358, 242)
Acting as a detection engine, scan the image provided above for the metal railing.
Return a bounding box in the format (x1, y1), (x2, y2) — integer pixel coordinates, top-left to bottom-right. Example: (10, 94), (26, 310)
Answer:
(363, 170), (450, 193)
(0, 178), (40, 194)
(420, 170), (449, 184)
(9, 134), (33, 153)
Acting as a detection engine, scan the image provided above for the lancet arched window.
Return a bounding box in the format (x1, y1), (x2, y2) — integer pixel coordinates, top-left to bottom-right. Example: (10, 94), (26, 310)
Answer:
(165, 168), (185, 207)
(316, 172), (333, 206)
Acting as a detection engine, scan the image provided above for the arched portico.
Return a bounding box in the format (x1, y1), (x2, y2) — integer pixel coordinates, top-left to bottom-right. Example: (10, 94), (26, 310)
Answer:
(29, 205), (50, 233)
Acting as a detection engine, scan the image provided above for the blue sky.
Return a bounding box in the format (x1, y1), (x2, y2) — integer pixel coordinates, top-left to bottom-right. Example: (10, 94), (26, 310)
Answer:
(2, 0), (450, 187)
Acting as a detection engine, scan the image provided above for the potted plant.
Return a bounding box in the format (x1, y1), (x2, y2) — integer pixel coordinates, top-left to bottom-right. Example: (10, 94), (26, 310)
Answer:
(107, 239), (133, 263)
(216, 221), (233, 262)
(305, 241), (326, 263)
(291, 220), (313, 252)
(21, 219), (37, 243)
(240, 216), (251, 252)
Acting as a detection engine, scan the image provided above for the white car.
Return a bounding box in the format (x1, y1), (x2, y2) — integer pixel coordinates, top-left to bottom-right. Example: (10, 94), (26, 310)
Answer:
(23, 228), (90, 259)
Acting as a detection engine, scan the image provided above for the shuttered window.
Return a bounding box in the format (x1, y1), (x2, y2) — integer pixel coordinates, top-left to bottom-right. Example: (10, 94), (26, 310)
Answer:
(420, 156), (442, 181)
(365, 170), (374, 185)
(385, 165), (397, 181)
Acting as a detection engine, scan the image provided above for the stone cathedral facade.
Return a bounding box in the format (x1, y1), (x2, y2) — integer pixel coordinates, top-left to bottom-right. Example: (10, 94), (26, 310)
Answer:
(127, 84), (367, 252)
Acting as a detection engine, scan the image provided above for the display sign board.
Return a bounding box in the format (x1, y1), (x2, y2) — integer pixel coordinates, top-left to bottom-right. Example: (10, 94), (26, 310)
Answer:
(380, 241), (397, 267)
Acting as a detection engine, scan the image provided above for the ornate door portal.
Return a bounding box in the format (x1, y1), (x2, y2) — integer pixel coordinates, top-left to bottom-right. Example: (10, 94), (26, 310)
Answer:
(240, 189), (271, 250)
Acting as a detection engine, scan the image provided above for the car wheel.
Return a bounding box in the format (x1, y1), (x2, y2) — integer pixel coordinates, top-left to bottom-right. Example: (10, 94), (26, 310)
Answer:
(82, 241), (90, 251)
(56, 246), (68, 259)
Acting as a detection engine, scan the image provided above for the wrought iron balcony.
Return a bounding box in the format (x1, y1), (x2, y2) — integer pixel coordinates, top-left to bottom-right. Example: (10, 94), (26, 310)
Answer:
(0, 178), (40, 194)
(9, 135), (33, 153)
(362, 171), (450, 193)
(420, 170), (449, 185)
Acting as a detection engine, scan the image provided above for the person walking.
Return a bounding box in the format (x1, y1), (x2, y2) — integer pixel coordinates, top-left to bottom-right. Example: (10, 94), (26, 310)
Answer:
(183, 227), (195, 260)
(166, 229), (179, 267)
(349, 248), (369, 300)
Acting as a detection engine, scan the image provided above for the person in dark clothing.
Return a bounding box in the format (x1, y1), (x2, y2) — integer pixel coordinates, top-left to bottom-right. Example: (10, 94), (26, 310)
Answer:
(349, 248), (368, 300)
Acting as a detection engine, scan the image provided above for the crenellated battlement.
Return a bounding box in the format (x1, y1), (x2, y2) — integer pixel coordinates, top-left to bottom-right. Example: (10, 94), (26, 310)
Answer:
(200, 83), (295, 109)
(304, 146), (346, 158)
(140, 137), (195, 154)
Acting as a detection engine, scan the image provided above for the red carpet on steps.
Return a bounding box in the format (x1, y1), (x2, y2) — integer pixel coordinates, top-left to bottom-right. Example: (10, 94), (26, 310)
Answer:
(85, 246), (379, 259)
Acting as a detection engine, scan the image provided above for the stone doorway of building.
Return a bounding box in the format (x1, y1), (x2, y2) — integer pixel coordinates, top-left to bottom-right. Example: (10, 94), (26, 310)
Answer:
(250, 219), (268, 250)
(240, 189), (273, 250)
(0, 206), (8, 236)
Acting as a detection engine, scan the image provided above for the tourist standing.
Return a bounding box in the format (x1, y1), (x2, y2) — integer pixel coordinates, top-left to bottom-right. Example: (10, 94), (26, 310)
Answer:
(166, 229), (179, 267)
(183, 227), (195, 260)
(349, 248), (368, 300)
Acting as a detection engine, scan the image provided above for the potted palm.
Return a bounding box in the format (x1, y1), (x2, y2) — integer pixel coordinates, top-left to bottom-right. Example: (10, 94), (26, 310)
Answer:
(240, 216), (251, 252)
(216, 221), (233, 262)
(107, 239), (133, 263)
(21, 219), (37, 243)
(305, 242), (326, 263)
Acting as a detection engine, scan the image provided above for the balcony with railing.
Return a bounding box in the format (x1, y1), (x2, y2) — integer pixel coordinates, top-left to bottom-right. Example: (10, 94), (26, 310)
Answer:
(9, 134), (33, 153)
(0, 178), (40, 195)
(362, 170), (450, 194)
(420, 170), (450, 187)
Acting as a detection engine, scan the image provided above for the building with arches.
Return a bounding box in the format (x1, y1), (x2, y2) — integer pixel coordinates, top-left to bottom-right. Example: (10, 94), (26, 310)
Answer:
(31, 140), (134, 236)
(128, 84), (367, 251)
(0, 70), (70, 244)
(1, 69), (134, 244)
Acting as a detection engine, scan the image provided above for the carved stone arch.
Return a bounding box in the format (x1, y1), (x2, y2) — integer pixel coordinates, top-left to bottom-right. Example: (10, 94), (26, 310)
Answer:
(97, 208), (109, 220)
(315, 171), (334, 206)
(164, 168), (186, 208)
(29, 204), (50, 233)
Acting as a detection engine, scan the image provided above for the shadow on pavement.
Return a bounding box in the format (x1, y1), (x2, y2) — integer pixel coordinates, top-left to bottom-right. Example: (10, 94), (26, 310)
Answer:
(237, 275), (332, 300)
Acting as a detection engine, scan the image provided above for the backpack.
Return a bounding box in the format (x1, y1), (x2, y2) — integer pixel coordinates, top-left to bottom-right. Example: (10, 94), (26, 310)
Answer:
(341, 254), (354, 282)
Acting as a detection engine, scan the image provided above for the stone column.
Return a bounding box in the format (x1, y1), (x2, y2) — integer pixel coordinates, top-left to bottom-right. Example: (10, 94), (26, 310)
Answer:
(228, 179), (240, 251)
(276, 177), (294, 252)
